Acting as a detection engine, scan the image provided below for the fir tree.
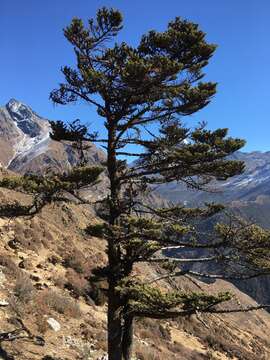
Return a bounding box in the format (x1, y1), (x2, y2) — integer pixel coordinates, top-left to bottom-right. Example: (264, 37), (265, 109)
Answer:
(1, 7), (270, 360)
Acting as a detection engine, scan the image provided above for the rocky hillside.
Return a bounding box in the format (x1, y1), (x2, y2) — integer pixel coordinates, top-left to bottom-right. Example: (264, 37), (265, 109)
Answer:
(0, 172), (270, 359)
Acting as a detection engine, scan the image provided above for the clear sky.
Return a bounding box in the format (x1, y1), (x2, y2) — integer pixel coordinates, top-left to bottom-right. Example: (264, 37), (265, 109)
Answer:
(1, 0), (269, 152)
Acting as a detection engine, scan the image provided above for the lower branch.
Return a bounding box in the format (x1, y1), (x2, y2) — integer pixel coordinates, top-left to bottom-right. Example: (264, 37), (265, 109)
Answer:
(135, 304), (270, 319)
(145, 255), (229, 264)
(147, 269), (270, 284)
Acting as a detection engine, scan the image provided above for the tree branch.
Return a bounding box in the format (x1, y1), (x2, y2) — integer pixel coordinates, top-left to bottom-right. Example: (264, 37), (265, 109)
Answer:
(135, 304), (270, 319)
(147, 269), (270, 284)
(142, 255), (229, 264)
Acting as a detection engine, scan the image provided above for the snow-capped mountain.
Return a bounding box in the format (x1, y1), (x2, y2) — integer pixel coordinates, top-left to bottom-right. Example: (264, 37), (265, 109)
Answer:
(156, 151), (270, 206)
(3, 99), (51, 169)
(0, 99), (105, 173)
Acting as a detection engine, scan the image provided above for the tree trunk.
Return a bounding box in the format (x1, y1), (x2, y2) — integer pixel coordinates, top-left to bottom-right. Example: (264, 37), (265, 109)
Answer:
(122, 312), (134, 360)
(107, 119), (124, 360)
(107, 283), (123, 360)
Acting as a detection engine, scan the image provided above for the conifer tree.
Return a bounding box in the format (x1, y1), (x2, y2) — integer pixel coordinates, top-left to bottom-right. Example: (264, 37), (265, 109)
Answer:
(1, 7), (270, 360)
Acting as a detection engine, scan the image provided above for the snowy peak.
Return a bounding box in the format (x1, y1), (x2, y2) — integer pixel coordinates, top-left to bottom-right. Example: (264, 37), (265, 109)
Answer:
(6, 98), (21, 113)
(0, 99), (51, 170)
(6, 98), (42, 138)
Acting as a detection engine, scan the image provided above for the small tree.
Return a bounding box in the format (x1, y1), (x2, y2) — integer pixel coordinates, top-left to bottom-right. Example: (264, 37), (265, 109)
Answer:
(1, 7), (270, 360)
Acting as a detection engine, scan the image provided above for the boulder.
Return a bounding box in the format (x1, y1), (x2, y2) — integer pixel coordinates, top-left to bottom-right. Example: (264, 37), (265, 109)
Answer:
(47, 318), (61, 332)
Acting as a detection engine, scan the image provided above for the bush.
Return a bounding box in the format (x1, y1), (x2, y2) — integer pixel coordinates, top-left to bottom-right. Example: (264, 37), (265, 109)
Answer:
(137, 318), (170, 346)
(135, 344), (163, 360)
(0, 255), (21, 277)
(13, 222), (42, 251)
(62, 248), (89, 274)
(65, 268), (89, 298)
(205, 334), (256, 360)
(41, 289), (81, 318)
(53, 274), (66, 289)
(13, 274), (34, 303)
(9, 294), (24, 317)
(87, 281), (107, 306)
(48, 255), (61, 265)
(36, 312), (49, 334)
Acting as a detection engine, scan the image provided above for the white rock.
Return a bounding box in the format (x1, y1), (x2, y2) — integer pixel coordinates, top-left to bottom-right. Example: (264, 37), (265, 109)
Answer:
(0, 300), (9, 306)
(47, 317), (61, 332)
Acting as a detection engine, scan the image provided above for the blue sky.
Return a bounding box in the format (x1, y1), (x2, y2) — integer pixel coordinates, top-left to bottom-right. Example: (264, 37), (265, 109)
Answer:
(0, 0), (269, 152)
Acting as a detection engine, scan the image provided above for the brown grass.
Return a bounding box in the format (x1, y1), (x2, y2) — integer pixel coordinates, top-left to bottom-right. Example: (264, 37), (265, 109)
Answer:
(135, 344), (164, 360)
(62, 248), (90, 274)
(37, 289), (81, 318)
(0, 254), (21, 277)
(65, 268), (89, 298)
(13, 274), (35, 303)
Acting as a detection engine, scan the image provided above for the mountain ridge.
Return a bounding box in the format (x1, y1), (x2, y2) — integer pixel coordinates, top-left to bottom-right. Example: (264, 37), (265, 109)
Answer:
(156, 151), (270, 208)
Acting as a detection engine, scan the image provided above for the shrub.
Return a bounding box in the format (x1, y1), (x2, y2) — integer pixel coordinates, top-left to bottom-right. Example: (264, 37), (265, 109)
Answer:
(13, 222), (42, 251)
(0, 255), (21, 277)
(135, 344), (163, 360)
(136, 318), (170, 346)
(36, 312), (49, 334)
(13, 274), (35, 303)
(205, 334), (255, 360)
(9, 294), (25, 317)
(87, 281), (107, 306)
(53, 274), (66, 289)
(41, 289), (81, 318)
(62, 248), (89, 274)
(48, 255), (61, 265)
(65, 268), (89, 298)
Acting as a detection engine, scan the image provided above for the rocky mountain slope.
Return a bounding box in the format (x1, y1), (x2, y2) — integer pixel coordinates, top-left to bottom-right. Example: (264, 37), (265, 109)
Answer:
(0, 99), (105, 174)
(2, 99), (270, 213)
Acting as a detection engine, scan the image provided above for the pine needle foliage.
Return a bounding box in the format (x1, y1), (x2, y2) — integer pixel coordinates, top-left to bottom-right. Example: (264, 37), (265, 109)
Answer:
(0, 166), (103, 214)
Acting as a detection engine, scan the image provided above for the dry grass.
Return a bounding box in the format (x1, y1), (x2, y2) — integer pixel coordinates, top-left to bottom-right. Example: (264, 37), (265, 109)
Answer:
(134, 344), (164, 360)
(13, 274), (35, 303)
(0, 254), (21, 277)
(38, 289), (81, 318)
(12, 219), (54, 251)
(65, 268), (89, 298)
(136, 318), (171, 345)
(8, 274), (35, 317)
(62, 248), (90, 274)
(53, 274), (66, 289)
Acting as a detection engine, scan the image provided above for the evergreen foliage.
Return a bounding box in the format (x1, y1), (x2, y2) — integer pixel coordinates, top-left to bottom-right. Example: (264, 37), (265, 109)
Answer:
(0, 166), (103, 215)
